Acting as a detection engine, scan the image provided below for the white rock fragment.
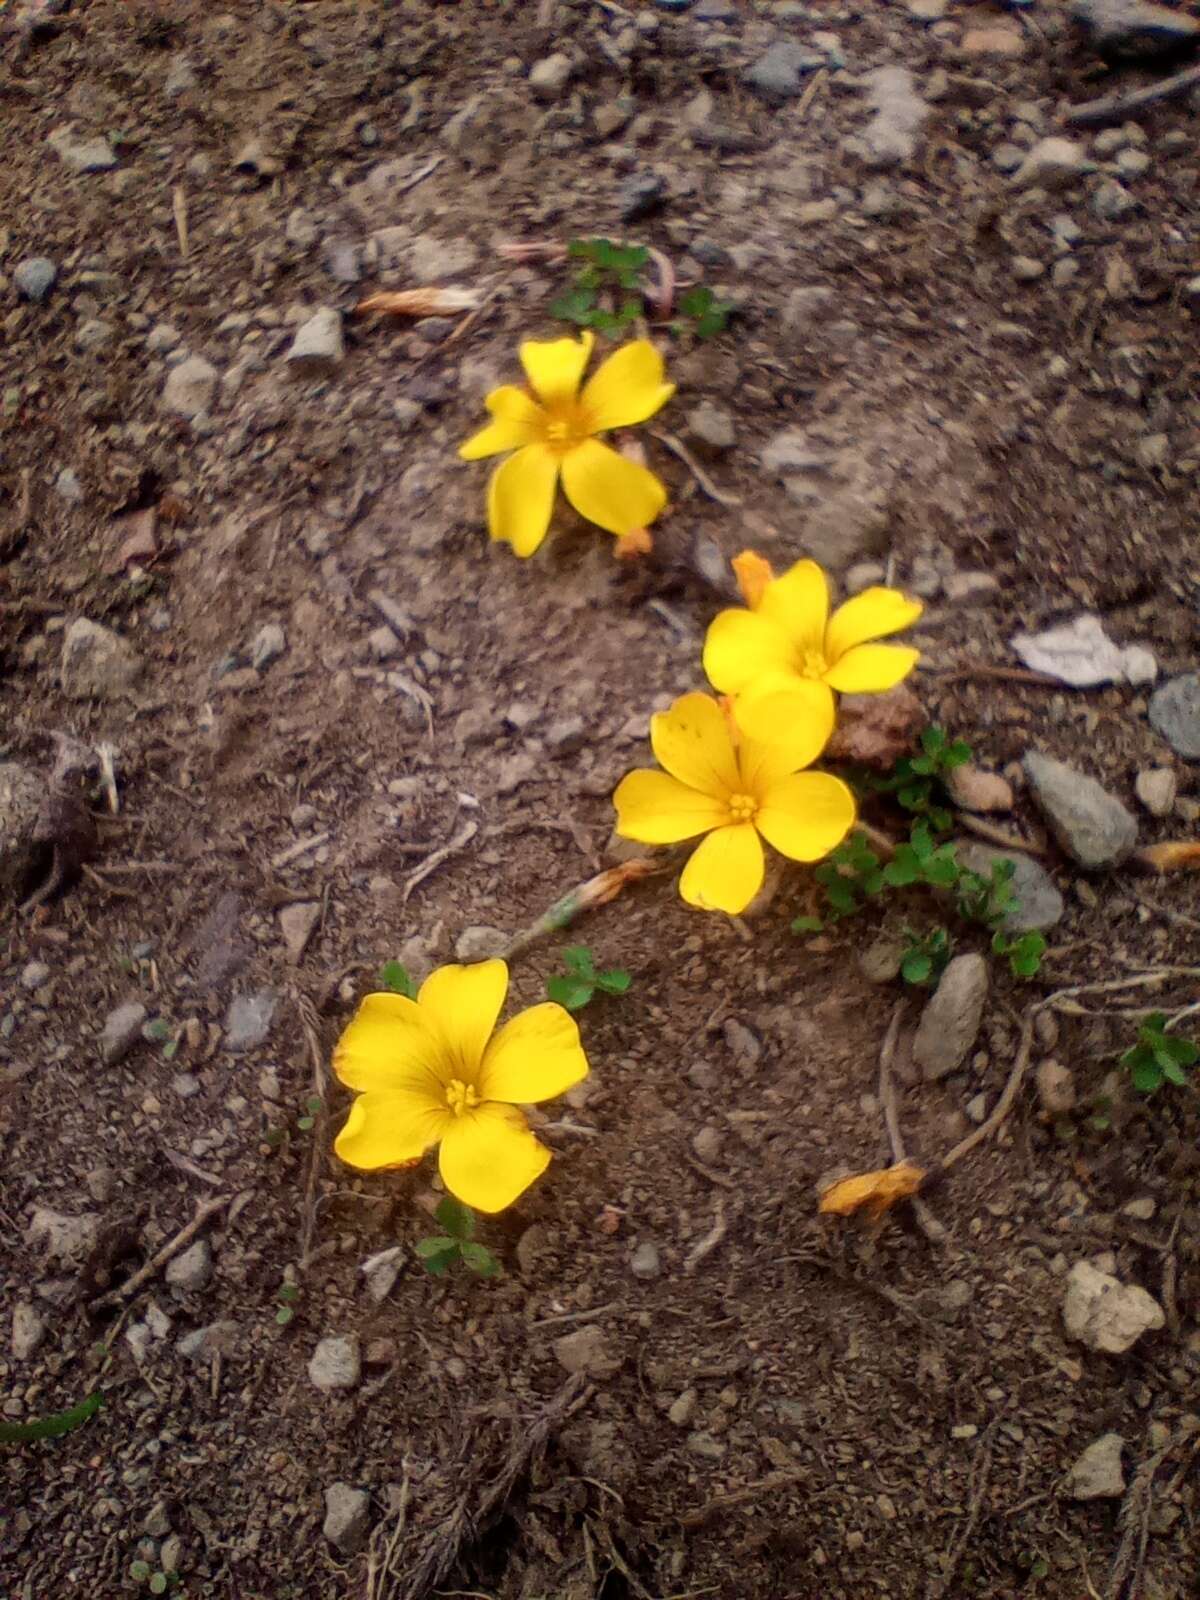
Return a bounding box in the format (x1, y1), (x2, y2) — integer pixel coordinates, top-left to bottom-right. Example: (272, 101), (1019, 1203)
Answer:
(1062, 1261), (1164, 1354)
(1011, 613), (1156, 688)
(285, 307), (344, 371)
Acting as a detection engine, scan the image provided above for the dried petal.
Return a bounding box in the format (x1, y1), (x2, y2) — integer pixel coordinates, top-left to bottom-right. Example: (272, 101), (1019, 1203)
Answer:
(818, 1160), (925, 1220)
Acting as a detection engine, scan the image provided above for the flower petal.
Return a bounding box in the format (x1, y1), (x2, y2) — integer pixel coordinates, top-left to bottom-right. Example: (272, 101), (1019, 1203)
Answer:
(520, 332), (594, 407)
(579, 340), (675, 431)
(458, 386), (543, 461)
(679, 823), (763, 915)
(732, 674), (836, 747)
(758, 559), (829, 655)
(487, 444), (560, 557)
(334, 1089), (448, 1170)
(650, 692), (740, 798)
(418, 961), (508, 1080)
(824, 587), (923, 662)
(479, 1003), (589, 1105)
(823, 642), (920, 694)
(732, 549), (775, 609)
(333, 992), (445, 1095)
(737, 690), (836, 791)
(703, 607), (795, 695)
(560, 437), (667, 536)
(756, 772), (857, 862)
(614, 768), (729, 843)
(438, 1103), (550, 1213)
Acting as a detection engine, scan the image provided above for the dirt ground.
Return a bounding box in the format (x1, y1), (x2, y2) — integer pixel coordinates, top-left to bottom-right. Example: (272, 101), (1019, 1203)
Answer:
(3, 1), (1200, 1596)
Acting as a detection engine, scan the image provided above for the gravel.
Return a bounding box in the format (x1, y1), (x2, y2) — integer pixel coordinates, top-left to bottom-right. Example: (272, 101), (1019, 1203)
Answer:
(47, 126), (117, 172)
(14, 256), (57, 302)
(618, 171), (665, 222)
(553, 1324), (621, 1377)
(12, 1301), (47, 1361)
(529, 53), (572, 99)
(1022, 752), (1137, 870)
(742, 41), (824, 102)
(0, 763), (45, 902)
(308, 1334), (361, 1392)
(224, 989), (278, 1052)
(1148, 674), (1200, 759)
(285, 307), (344, 371)
(1134, 767), (1177, 817)
(59, 618), (142, 700)
(1066, 1433), (1126, 1500)
(99, 1000), (148, 1065)
(1062, 1260), (1164, 1353)
(323, 1484), (370, 1554)
(165, 1239), (213, 1292)
(162, 355), (218, 419)
(913, 954), (989, 1081)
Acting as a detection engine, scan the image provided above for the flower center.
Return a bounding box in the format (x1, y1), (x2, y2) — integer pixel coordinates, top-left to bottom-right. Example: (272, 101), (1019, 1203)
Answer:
(539, 400), (592, 458)
(445, 1078), (480, 1117)
(728, 792), (758, 824)
(799, 647), (829, 680)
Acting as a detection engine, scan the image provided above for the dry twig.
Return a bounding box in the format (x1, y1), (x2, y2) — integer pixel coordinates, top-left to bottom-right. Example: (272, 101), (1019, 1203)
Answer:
(955, 813), (1046, 856)
(683, 1197), (728, 1274)
(402, 820), (478, 905)
(876, 1004), (947, 1243)
(296, 992), (328, 1268)
(926, 1422), (998, 1600)
(1104, 1425), (1199, 1600)
(88, 1196), (228, 1311)
(1067, 63), (1200, 127)
(649, 428), (743, 507)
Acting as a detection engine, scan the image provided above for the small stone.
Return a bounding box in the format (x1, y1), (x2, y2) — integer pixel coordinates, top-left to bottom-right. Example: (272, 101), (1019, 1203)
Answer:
(960, 26), (1025, 55)
(1070, 0), (1200, 62)
(248, 622), (286, 670)
(75, 318), (114, 352)
(913, 954), (989, 1081)
(668, 1387), (698, 1426)
(1023, 753), (1137, 870)
(553, 1324), (621, 1378)
(1011, 256), (1045, 282)
(742, 41), (823, 102)
(694, 0), (736, 15)
(692, 1126), (722, 1162)
(686, 400), (735, 453)
(177, 1321), (239, 1361)
(27, 1206), (99, 1264)
(1067, 1433), (1126, 1501)
(859, 935), (905, 984)
(946, 764), (1013, 813)
(687, 1430), (727, 1460)
(844, 562), (886, 595)
(60, 618), (142, 700)
(21, 959), (50, 989)
(279, 901), (320, 964)
(907, 0), (947, 17)
(159, 1535), (182, 1575)
(1063, 1261), (1164, 1354)
(409, 235), (478, 283)
(12, 1302), (46, 1361)
(143, 1501), (172, 1539)
(1116, 147), (1151, 179)
(164, 53), (197, 95)
(965, 1094), (988, 1125)
(529, 53), (572, 99)
(146, 323), (181, 354)
(1093, 179), (1134, 220)
(224, 989), (278, 1053)
(992, 142), (1025, 174)
(286, 307), (344, 371)
(618, 171), (665, 223)
(1135, 767), (1176, 817)
(162, 355), (218, 419)
(0, 762), (45, 902)
(454, 925), (508, 961)
(853, 66), (929, 169)
(100, 1000), (147, 1065)
(724, 1018), (761, 1065)
(14, 257), (56, 302)
(592, 100), (632, 139)
(165, 1239), (213, 1292)
(630, 1241), (661, 1279)
(781, 285), (837, 337)
(1122, 1196), (1156, 1221)
(1036, 1059), (1076, 1116)
(1012, 137), (1089, 190)
(1149, 675), (1200, 760)
(324, 237), (363, 284)
(323, 1484), (370, 1554)
(309, 1334), (361, 1392)
(48, 126), (117, 172)
(285, 207), (320, 250)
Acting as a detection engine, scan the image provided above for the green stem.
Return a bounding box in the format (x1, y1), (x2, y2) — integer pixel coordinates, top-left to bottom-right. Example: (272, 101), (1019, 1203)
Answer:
(0, 1391), (103, 1443)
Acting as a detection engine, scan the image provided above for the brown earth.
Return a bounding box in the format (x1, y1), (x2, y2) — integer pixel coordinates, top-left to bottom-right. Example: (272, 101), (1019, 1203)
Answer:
(2, 2), (1200, 1598)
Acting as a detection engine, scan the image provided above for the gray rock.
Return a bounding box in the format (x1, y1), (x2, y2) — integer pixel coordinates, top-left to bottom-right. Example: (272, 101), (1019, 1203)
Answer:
(958, 846), (1064, 935)
(162, 354), (217, 419)
(286, 307), (344, 371)
(992, 142), (1025, 174)
(686, 400), (735, 452)
(54, 467), (83, 502)
(529, 52), (572, 99)
(781, 285), (837, 336)
(285, 207), (320, 250)
(0, 763), (45, 901)
(553, 1324), (621, 1377)
(14, 257), (56, 302)
(177, 1320), (239, 1361)
(48, 127), (117, 172)
(618, 171), (665, 223)
(1067, 1433), (1126, 1501)
(1116, 146), (1151, 179)
(12, 1301), (46, 1361)
(1012, 137), (1089, 190)
(323, 237), (363, 284)
(1062, 1260), (1164, 1353)
(248, 621), (286, 669)
(27, 1206), (99, 1264)
(858, 935), (905, 983)
(630, 1241), (661, 1279)
(454, 924), (508, 962)
(853, 66), (929, 169)
(224, 989), (277, 1052)
(279, 900), (320, 964)
(742, 41), (824, 102)
(1093, 178), (1135, 220)
(694, 0), (737, 17)
(309, 1334), (361, 1392)
(165, 1239), (213, 1292)
(1135, 767), (1176, 817)
(1070, 0), (1200, 61)
(1022, 753), (1137, 870)
(913, 954), (989, 1081)
(21, 959), (50, 990)
(164, 53), (197, 95)
(1149, 674), (1200, 759)
(75, 318), (114, 352)
(99, 1000), (147, 1065)
(1011, 613), (1156, 687)
(408, 235), (478, 283)
(323, 1484), (370, 1554)
(60, 618), (142, 700)
(1012, 256), (1045, 282)
(146, 323), (181, 354)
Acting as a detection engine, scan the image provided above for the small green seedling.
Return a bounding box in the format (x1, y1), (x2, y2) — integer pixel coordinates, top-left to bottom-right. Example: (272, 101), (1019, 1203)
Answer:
(798, 831), (885, 927)
(274, 1281), (300, 1327)
(992, 929), (1047, 979)
(296, 1096), (322, 1133)
(0, 1390), (103, 1444)
(380, 960), (418, 999)
(900, 925), (953, 987)
(415, 1197), (501, 1279)
(675, 284), (733, 340)
(143, 1016), (179, 1061)
(129, 1561), (180, 1595)
(546, 946), (631, 1012)
(1121, 1013), (1198, 1095)
(869, 725), (972, 832)
(551, 238), (648, 335)
(883, 820), (961, 891)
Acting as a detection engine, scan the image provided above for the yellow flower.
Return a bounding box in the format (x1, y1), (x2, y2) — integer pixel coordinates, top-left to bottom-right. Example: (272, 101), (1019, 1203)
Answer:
(612, 691), (855, 915)
(458, 332), (675, 557)
(332, 960), (588, 1214)
(704, 554), (923, 741)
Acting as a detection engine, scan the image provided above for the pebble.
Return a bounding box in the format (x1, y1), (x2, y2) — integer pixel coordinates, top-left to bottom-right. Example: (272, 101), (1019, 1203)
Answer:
(1148, 675), (1200, 760)
(162, 355), (217, 419)
(454, 925), (508, 961)
(1092, 179), (1134, 220)
(858, 934), (905, 984)
(75, 319), (114, 352)
(1012, 137), (1088, 190)
(618, 171), (665, 223)
(279, 901), (320, 964)
(945, 764), (1013, 814)
(60, 618), (142, 700)
(694, 0), (736, 16)
(47, 126), (117, 172)
(913, 954), (989, 1082)
(12, 1302), (46, 1361)
(781, 285), (837, 336)
(529, 53), (572, 99)
(692, 1125), (722, 1162)
(742, 41), (824, 102)
(942, 572), (1001, 605)
(163, 53), (197, 96)
(1036, 1059), (1076, 1116)
(965, 1094), (988, 1125)
(285, 206), (320, 250)
(852, 66), (929, 169)
(992, 143), (1024, 174)
(630, 1241), (661, 1280)
(27, 1206), (99, 1264)
(1067, 1433), (1126, 1501)
(248, 621), (286, 670)
(1011, 256), (1045, 282)
(1062, 1261), (1164, 1354)
(686, 400), (735, 452)
(100, 1000), (148, 1065)
(224, 989), (278, 1052)
(545, 715), (586, 757)
(723, 1017), (762, 1065)
(323, 1484), (370, 1555)
(177, 1320), (239, 1361)
(907, 0), (947, 16)
(146, 323), (181, 354)
(1012, 613), (1155, 688)
(553, 1324), (621, 1378)
(286, 307), (344, 371)
(1022, 752), (1137, 870)
(668, 1388), (698, 1426)
(1134, 767), (1176, 818)
(1070, 0), (1200, 61)
(21, 959), (50, 990)
(14, 256), (57, 302)
(1122, 1195), (1156, 1221)
(165, 1239), (213, 1292)
(960, 26), (1025, 55)
(309, 1334), (361, 1392)
(0, 763), (45, 900)
(1115, 147), (1150, 179)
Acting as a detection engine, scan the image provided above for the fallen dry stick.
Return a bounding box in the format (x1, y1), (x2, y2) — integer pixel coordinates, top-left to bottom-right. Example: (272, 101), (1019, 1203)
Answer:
(89, 1195), (229, 1311)
(683, 1196), (728, 1274)
(402, 819), (478, 905)
(1067, 63), (1200, 128)
(296, 991), (328, 1269)
(955, 812), (1046, 856)
(649, 427), (743, 508)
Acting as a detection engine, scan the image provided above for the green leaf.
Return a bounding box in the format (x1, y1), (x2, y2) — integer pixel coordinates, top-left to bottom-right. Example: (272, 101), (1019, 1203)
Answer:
(883, 852), (921, 888)
(1130, 1056), (1163, 1094)
(678, 285), (713, 318)
(278, 1283), (300, 1304)
(921, 727), (947, 758)
(791, 915), (824, 934)
(144, 1017), (171, 1042)
(130, 1563), (153, 1583)
(161, 1038), (178, 1061)
(0, 1391), (103, 1443)
(922, 856), (960, 889)
(434, 1195), (475, 1239)
(561, 945), (596, 979)
(909, 755), (935, 777)
(1160, 1058), (1189, 1087)
(566, 237), (593, 260)
(617, 294), (643, 323)
(150, 1576), (168, 1596)
(460, 1241), (502, 1278)
(596, 968), (632, 995)
(1142, 1012), (1167, 1035)
(1160, 1033), (1198, 1066)
(549, 288), (597, 325)
(946, 740), (973, 768)
(305, 1096), (323, 1115)
(901, 952), (933, 985)
(380, 961), (418, 999)
(296, 1115), (314, 1132)
(898, 783), (930, 812)
(546, 975), (595, 1011)
(823, 880), (860, 915)
(417, 1245), (459, 1277)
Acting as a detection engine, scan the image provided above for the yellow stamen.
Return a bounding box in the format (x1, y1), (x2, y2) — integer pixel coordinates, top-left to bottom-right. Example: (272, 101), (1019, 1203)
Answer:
(727, 792), (758, 824)
(540, 402), (591, 457)
(445, 1079), (480, 1117)
(800, 647), (829, 680)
